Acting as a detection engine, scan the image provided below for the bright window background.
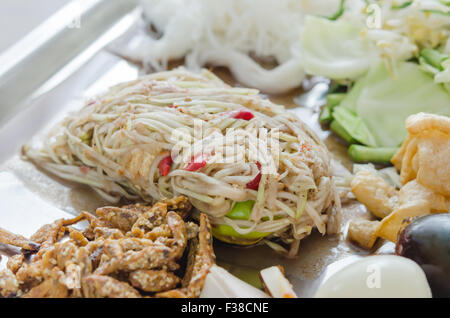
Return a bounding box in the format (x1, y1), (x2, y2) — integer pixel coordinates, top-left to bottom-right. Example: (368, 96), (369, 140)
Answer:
(0, 0), (70, 54)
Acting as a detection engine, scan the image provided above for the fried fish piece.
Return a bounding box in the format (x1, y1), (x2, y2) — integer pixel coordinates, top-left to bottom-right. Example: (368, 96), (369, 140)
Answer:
(96, 206), (143, 232)
(82, 275), (140, 298)
(31, 214), (85, 251)
(22, 278), (68, 298)
(0, 227), (40, 251)
(93, 239), (178, 275)
(185, 213), (215, 297)
(129, 269), (180, 292)
(161, 196), (192, 219)
(7, 254), (24, 274)
(131, 202), (169, 237)
(0, 196), (214, 298)
(156, 214), (215, 298)
(0, 268), (20, 298)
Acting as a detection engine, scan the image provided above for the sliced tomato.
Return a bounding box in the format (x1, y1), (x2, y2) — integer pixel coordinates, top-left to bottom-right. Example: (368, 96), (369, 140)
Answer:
(232, 110), (254, 120)
(185, 153), (208, 171)
(158, 155), (173, 176)
(246, 162), (262, 190)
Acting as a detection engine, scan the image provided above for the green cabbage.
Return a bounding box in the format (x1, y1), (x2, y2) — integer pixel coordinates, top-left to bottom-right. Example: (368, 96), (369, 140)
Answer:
(333, 61), (450, 148)
(300, 15), (377, 80)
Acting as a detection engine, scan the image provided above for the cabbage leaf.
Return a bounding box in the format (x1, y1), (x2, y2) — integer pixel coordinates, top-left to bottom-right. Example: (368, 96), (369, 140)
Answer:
(334, 61), (450, 147)
(300, 15), (377, 80)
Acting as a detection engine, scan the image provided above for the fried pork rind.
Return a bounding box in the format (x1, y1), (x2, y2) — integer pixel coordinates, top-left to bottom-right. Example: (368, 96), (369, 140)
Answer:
(347, 219), (380, 250)
(351, 113), (449, 247)
(351, 170), (398, 218)
(0, 196), (214, 298)
(392, 113), (450, 196)
(378, 180), (447, 242)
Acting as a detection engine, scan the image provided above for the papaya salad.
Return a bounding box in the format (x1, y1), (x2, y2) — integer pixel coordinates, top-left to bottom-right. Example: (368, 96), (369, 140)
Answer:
(23, 68), (340, 257)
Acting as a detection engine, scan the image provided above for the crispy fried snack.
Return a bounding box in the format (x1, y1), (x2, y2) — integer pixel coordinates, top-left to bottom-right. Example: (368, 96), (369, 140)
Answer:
(349, 113), (449, 247)
(0, 196), (215, 298)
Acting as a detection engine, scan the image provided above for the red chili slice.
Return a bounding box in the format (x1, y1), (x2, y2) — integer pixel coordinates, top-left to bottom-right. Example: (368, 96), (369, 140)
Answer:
(185, 154), (208, 171)
(246, 162), (262, 190)
(79, 166), (89, 174)
(232, 110), (254, 120)
(159, 155), (173, 176)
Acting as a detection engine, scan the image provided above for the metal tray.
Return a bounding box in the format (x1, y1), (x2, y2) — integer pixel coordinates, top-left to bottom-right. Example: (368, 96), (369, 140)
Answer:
(0, 0), (375, 297)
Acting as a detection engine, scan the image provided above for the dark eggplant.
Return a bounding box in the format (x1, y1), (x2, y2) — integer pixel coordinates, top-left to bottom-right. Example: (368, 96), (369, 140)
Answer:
(396, 213), (450, 298)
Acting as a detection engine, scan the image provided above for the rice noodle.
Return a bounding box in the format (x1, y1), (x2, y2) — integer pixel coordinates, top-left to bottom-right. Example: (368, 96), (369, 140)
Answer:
(116, 0), (342, 94)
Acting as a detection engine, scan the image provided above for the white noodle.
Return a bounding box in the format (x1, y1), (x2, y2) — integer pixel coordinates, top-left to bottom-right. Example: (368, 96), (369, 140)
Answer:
(25, 68), (340, 254)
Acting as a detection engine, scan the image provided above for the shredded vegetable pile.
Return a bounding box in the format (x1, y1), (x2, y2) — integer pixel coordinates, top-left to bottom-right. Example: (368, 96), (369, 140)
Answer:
(24, 68), (340, 256)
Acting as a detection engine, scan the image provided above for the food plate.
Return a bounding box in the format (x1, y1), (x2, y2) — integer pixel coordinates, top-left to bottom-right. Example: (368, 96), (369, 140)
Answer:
(0, 0), (381, 298)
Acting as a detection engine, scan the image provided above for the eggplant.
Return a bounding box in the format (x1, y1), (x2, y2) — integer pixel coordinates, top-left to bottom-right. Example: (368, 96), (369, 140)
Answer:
(396, 213), (450, 298)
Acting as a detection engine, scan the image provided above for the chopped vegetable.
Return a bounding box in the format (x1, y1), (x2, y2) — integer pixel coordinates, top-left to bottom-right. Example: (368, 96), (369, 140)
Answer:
(246, 162), (262, 190)
(329, 62), (450, 155)
(226, 200), (255, 220)
(331, 107), (376, 146)
(330, 120), (357, 144)
(348, 145), (399, 164)
(419, 48), (449, 71)
(259, 266), (297, 298)
(419, 48), (450, 93)
(200, 265), (268, 298)
(232, 110), (255, 120)
(211, 224), (270, 246)
(185, 154), (208, 171)
(158, 155), (173, 176)
(300, 16), (376, 80)
(325, 0), (345, 21)
(319, 93), (347, 124)
(391, 1), (413, 10)
(295, 190), (308, 219)
(211, 200), (275, 246)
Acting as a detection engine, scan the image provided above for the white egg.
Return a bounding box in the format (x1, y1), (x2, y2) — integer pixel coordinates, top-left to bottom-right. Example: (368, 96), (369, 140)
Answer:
(315, 255), (432, 298)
